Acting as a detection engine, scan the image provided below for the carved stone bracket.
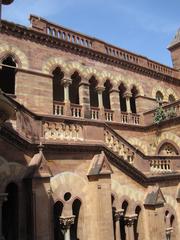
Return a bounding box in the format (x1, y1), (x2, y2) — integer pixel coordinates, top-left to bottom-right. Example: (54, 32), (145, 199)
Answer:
(59, 215), (75, 229)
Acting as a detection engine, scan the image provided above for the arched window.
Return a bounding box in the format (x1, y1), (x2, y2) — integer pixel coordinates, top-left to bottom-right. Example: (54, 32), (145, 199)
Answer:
(52, 67), (64, 102)
(158, 143), (178, 156)
(120, 201), (128, 240)
(71, 199), (82, 240)
(168, 94), (175, 103)
(54, 201), (64, 240)
(103, 80), (112, 109)
(134, 206), (142, 240)
(89, 76), (98, 107)
(119, 83), (127, 112)
(0, 56), (16, 94)
(69, 71), (81, 104)
(130, 86), (138, 113)
(156, 91), (164, 103)
(2, 183), (18, 240)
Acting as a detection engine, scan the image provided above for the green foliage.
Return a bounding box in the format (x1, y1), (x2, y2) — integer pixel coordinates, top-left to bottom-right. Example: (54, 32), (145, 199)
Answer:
(166, 107), (177, 119)
(154, 107), (166, 124)
(154, 106), (177, 124)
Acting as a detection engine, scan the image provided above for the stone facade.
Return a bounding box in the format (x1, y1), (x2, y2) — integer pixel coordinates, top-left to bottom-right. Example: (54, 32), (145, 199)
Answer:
(0, 15), (180, 240)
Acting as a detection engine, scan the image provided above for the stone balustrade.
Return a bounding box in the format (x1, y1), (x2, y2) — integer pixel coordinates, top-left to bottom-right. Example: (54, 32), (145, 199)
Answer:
(70, 104), (82, 118)
(105, 109), (113, 121)
(104, 129), (134, 164)
(91, 107), (99, 120)
(121, 112), (140, 125)
(53, 101), (64, 116)
(150, 159), (171, 174)
(43, 122), (83, 141)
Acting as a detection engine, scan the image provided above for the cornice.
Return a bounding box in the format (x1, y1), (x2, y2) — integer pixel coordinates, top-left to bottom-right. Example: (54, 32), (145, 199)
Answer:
(1, 20), (180, 85)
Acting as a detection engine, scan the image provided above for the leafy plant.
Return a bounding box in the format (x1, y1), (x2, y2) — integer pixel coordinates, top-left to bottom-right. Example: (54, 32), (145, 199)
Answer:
(153, 106), (166, 124)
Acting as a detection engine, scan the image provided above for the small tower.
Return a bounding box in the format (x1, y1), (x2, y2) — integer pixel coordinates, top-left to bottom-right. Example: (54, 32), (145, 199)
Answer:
(168, 28), (180, 70)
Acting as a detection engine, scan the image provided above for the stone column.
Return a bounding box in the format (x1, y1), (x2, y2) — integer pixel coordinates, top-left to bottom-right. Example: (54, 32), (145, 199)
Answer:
(114, 209), (124, 240)
(96, 86), (105, 120)
(62, 77), (72, 116)
(59, 215), (75, 240)
(124, 91), (132, 113)
(79, 81), (91, 118)
(0, 193), (8, 240)
(124, 215), (137, 240)
(110, 87), (121, 122)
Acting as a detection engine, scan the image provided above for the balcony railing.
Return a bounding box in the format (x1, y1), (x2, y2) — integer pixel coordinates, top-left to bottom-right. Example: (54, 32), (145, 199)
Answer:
(53, 101), (64, 116)
(105, 109), (113, 121)
(121, 112), (140, 125)
(91, 107), (99, 120)
(150, 160), (171, 174)
(71, 104), (82, 118)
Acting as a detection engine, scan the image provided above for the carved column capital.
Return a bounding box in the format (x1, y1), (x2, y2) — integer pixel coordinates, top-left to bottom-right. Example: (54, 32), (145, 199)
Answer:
(96, 86), (105, 93)
(114, 209), (124, 221)
(59, 215), (75, 229)
(124, 214), (137, 227)
(62, 78), (72, 87)
(166, 227), (173, 235)
(123, 91), (132, 98)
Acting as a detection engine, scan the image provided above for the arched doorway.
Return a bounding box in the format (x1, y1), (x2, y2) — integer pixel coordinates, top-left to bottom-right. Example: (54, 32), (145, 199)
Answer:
(69, 72), (81, 104)
(54, 201), (64, 240)
(89, 76), (98, 108)
(103, 80), (112, 110)
(0, 56), (16, 94)
(2, 182), (18, 240)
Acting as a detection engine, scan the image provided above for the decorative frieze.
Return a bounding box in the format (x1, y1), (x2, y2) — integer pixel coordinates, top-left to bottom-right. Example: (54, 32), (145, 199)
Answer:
(43, 122), (83, 141)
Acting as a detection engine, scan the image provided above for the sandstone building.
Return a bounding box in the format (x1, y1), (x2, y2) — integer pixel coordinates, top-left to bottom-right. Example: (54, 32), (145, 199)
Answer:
(0, 15), (180, 240)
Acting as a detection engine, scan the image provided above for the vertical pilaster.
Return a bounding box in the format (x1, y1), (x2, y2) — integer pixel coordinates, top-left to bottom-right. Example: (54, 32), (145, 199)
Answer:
(124, 91), (132, 113)
(96, 86), (105, 120)
(0, 193), (8, 240)
(62, 77), (72, 116)
(110, 87), (121, 122)
(79, 81), (91, 118)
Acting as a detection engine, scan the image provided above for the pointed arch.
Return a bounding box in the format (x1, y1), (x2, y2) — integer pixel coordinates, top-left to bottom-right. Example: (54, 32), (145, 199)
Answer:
(42, 57), (68, 74)
(0, 43), (28, 69)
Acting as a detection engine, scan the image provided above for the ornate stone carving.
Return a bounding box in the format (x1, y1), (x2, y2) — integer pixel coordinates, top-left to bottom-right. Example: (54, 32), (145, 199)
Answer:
(59, 215), (75, 229)
(43, 122), (83, 141)
(104, 130), (134, 164)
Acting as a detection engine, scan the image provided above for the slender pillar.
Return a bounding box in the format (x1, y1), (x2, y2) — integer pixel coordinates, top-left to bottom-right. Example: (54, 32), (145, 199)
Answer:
(62, 77), (72, 116)
(124, 91), (132, 113)
(124, 215), (137, 240)
(96, 86), (105, 120)
(114, 209), (124, 240)
(0, 193), (8, 240)
(165, 227), (173, 240)
(59, 215), (75, 240)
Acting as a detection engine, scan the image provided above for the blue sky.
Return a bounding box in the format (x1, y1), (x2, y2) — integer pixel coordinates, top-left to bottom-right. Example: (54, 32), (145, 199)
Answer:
(2, 0), (180, 67)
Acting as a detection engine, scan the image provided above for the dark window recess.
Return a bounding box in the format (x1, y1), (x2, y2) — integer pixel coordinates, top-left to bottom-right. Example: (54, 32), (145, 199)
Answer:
(52, 67), (64, 102)
(0, 56), (16, 94)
